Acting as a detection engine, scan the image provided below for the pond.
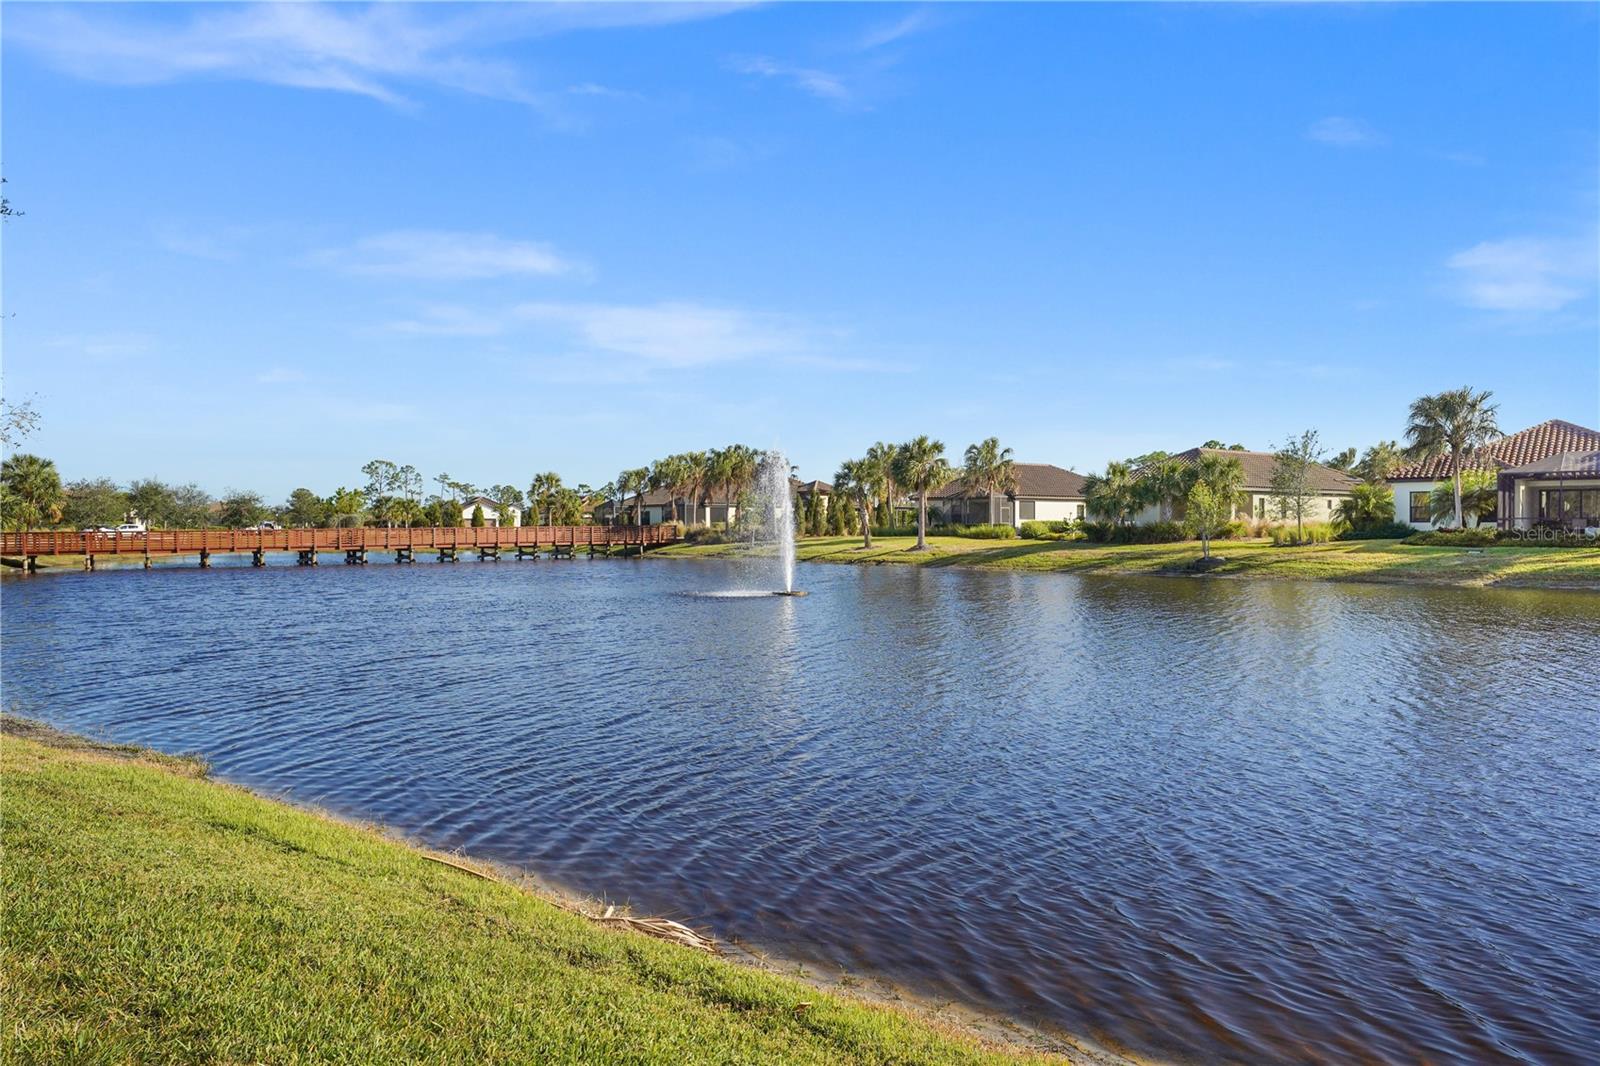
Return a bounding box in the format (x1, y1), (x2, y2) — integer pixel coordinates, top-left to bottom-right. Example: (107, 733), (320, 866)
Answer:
(3, 557), (1596, 1064)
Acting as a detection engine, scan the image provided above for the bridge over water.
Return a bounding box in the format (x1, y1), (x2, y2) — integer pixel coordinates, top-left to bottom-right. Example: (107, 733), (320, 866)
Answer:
(1, 525), (678, 571)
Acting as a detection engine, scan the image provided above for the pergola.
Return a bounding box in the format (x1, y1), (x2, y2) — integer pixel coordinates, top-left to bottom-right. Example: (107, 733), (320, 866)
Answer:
(1497, 450), (1600, 530)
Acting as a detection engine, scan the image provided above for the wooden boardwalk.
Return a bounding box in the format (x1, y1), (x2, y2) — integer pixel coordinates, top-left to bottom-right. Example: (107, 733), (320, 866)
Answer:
(1, 525), (678, 570)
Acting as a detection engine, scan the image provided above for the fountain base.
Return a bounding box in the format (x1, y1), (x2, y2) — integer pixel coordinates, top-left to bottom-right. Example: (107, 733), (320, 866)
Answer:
(773, 590), (808, 597)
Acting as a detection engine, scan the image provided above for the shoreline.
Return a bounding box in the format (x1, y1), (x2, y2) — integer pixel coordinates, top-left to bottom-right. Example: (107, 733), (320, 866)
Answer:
(649, 534), (1600, 592)
(1, 715), (1140, 1066)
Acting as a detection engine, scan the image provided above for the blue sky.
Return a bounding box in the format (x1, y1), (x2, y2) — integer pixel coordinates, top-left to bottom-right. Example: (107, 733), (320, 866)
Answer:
(3, 2), (1596, 498)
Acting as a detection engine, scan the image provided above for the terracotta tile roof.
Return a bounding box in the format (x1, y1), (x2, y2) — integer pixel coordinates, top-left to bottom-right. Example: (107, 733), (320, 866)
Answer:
(933, 463), (1088, 500)
(1388, 420), (1600, 480)
(1501, 449), (1600, 478)
(1148, 448), (1360, 493)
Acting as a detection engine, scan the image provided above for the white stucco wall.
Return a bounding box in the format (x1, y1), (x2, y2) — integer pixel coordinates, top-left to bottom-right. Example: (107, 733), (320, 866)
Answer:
(1391, 481), (1435, 530)
(1026, 499), (1084, 525)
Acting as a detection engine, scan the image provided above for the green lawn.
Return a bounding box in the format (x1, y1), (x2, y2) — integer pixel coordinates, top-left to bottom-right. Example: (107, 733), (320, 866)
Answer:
(656, 535), (1600, 589)
(1, 719), (1052, 1065)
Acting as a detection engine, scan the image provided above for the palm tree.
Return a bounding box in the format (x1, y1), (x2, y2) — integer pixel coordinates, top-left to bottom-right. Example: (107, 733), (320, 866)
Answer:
(1354, 440), (1405, 484)
(649, 455), (690, 524)
(892, 436), (952, 550)
(1139, 458), (1190, 523)
(617, 468), (650, 525)
(528, 472), (563, 526)
(1336, 482), (1396, 531)
(1084, 461), (1140, 526)
(865, 441), (900, 525)
(1428, 470), (1497, 527)
(1190, 454), (1245, 514)
(961, 437), (1017, 525)
(681, 450), (710, 525)
(1405, 387), (1501, 529)
(1, 453), (64, 532)
(834, 457), (881, 550)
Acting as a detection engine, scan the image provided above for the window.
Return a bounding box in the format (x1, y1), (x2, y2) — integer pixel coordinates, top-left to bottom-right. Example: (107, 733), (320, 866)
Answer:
(1256, 497), (1267, 520)
(1075, 504), (1085, 520)
(1409, 492), (1430, 523)
(1019, 500), (1036, 521)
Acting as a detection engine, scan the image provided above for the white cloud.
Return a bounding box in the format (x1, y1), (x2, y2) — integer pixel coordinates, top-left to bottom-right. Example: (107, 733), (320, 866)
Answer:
(1446, 236), (1596, 313)
(514, 301), (807, 367)
(1306, 116), (1382, 148)
(727, 54), (852, 104)
(855, 10), (934, 51)
(316, 230), (581, 281)
(6, 3), (745, 109)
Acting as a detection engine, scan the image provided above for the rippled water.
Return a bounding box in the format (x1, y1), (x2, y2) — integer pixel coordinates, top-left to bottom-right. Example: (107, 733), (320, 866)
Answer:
(4, 557), (1597, 1064)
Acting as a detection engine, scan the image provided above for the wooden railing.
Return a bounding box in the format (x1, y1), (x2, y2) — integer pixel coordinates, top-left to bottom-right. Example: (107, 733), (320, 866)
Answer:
(0, 525), (678, 558)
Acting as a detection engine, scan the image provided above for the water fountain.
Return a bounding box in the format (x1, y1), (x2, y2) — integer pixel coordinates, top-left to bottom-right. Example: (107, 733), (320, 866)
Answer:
(758, 449), (805, 596)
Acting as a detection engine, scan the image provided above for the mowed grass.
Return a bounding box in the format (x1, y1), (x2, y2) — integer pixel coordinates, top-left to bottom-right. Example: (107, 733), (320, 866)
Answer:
(657, 535), (1600, 589)
(1, 722), (1046, 1065)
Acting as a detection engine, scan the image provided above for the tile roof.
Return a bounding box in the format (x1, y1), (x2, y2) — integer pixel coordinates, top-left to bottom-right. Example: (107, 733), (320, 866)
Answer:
(1149, 448), (1360, 493)
(933, 463), (1088, 500)
(1388, 420), (1600, 480)
(1499, 449), (1600, 478)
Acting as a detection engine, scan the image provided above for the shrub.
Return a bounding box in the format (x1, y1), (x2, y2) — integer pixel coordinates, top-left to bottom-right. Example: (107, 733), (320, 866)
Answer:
(1081, 520), (1186, 544)
(1219, 520), (1253, 540)
(943, 523), (1017, 540)
(1337, 521), (1415, 541)
(1019, 520), (1053, 539)
(1268, 522), (1337, 545)
(1404, 528), (1499, 547)
(869, 525), (916, 538)
(684, 526), (728, 546)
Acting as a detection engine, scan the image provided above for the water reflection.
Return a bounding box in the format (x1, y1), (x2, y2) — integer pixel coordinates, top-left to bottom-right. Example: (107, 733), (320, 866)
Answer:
(2, 560), (1597, 1065)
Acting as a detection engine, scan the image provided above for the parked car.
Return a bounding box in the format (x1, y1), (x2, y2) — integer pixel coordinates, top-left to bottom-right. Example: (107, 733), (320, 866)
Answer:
(114, 523), (147, 534)
(247, 521), (282, 531)
(81, 526), (117, 534)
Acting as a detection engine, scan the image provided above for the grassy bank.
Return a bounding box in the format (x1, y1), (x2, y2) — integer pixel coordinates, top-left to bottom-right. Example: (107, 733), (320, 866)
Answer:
(655, 535), (1600, 589)
(1, 718), (1059, 1065)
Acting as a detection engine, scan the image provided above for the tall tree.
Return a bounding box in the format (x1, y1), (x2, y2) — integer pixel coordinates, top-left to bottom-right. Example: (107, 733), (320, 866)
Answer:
(1269, 429), (1325, 543)
(865, 441), (900, 516)
(1084, 461), (1140, 526)
(529, 472), (563, 526)
(1404, 387), (1501, 530)
(833, 458), (880, 549)
(217, 490), (266, 529)
(1354, 440), (1406, 484)
(283, 488), (330, 528)
(470, 503), (486, 528)
(1326, 447), (1358, 473)
(1, 454), (64, 531)
(1189, 453), (1246, 514)
(681, 451), (710, 525)
(618, 467), (650, 525)
(487, 484), (526, 526)
(892, 436), (952, 550)
(327, 487), (367, 528)
(961, 437), (1017, 525)
(1139, 459), (1190, 523)
(63, 478), (129, 529)
(361, 459), (401, 527)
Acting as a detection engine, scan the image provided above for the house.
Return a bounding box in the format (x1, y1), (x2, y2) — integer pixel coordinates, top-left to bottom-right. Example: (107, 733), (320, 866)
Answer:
(931, 463), (1088, 527)
(1133, 448), (1358, 525)
(1387, 419), (1600, 531)
(792, 478), (833, 512)
(593, 487), (740, 527)
(460, 495), (521, 527)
